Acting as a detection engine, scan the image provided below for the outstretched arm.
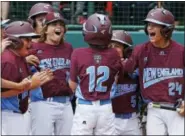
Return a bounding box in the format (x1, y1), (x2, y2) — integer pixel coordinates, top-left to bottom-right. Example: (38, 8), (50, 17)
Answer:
(1, 70), (53, 98)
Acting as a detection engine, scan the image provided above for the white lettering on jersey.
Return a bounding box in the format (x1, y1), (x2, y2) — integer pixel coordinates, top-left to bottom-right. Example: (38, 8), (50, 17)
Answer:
(114, 84), (137, 97)
(143, 68), (183, 88)
(39, 58), (70, 71)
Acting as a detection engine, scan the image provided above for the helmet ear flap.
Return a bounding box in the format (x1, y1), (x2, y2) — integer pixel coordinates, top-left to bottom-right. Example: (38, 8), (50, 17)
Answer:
(28, 17), (37, 28)
(124, 46), (133, 58)
(160, 26), (174, 38)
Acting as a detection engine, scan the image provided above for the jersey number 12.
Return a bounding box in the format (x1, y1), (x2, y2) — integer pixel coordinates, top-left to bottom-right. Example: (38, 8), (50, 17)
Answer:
(86, 66), (110, 92)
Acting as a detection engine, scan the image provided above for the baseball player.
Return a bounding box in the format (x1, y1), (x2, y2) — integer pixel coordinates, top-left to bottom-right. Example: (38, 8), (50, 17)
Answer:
(69, 13), (123, 135)
(1, 21), (53, 135)
(26, 2), (55, 67)
(27, 2), (54, 43)
(0, 19), (37, 97)
(29, 12), (73, 135)
(25, 4), (54, 135)
(109, 30), (142, 135)
(122, 8), (184, 135)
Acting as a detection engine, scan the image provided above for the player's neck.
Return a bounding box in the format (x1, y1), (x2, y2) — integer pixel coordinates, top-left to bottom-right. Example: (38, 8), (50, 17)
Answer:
(152, 39), (170, 49)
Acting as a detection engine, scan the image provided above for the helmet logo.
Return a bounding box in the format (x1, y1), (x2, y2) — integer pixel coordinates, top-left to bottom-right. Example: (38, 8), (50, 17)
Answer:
(151, 11), (157, 16)
(162, 10), (167, 15)
(124, 30), (129, 35)
(19, 21), (24, 26)
(83, 23), (98, 33)
(44, 4), (50, 9)
(113, 33), (117, 38)
(54, 13), (60, 18)
(96, 14), (106, 25)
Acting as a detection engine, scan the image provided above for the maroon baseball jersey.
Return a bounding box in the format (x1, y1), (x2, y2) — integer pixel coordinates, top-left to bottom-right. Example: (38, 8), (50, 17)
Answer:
(70, 47), (123, 100)
(123, 40), (184, 103)
(112, 72), (139, 114)
(1, 49), (30, 113)
(31, 42), (73, 98)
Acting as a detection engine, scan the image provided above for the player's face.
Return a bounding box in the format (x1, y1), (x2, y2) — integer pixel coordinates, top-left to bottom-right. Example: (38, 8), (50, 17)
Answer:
(109, 42), (124, 58)
(45, 21), (65, 45)
(147, 22), (164, 44)
(35, 13), (47, 34)
(17, 38), (32, 56)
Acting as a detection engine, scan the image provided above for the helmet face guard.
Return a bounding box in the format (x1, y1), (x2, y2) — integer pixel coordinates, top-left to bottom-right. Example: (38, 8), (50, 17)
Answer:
(83, 13), (112, 46)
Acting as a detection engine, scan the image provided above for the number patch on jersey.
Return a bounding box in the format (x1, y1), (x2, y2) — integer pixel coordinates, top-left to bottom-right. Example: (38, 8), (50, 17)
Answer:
(86, 66), (110, 92)
(168, 82), (182, 96)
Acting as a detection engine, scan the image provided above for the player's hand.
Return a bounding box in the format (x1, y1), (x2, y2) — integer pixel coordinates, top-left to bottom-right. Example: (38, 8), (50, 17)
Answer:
(1, 38), (12, 53)
(31, 70), (54, 88)
(178, 101), (185, 117)
(17, 77), (32, 90)
(26, 55), (40, 66)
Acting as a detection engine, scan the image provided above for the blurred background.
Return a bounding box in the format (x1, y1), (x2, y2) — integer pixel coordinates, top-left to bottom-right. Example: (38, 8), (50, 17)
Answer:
(1, 1), (184, 47)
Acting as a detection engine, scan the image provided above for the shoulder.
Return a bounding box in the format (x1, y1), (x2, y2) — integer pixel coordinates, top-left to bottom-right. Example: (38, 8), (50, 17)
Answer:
(72, 47), (87, 54)
(63, 42), (73, 50)
(132, 42), (150, 57)
(107, 48), (120, 57)
(31, 42), (42, 48)
(1, 50), (16, 64)
(171, 40), (184, 51)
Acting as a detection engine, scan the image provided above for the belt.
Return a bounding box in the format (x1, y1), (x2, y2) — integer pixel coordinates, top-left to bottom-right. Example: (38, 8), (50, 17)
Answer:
(78, 98), (111, 105)
(115, 112), (137, 119)
(43, 96), (70, 103)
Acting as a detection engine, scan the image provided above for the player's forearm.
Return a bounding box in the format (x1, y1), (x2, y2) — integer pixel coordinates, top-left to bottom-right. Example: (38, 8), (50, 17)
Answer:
(69, 79), (77, 92)
(1, 89), (24, 98)
(1, 78), (22, 89)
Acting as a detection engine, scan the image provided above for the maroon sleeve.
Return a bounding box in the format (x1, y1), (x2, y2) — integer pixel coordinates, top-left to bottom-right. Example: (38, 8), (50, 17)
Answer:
(70, 50), (78, 83)
(1, 62), (19, 82)
(122, 45), (141, 73)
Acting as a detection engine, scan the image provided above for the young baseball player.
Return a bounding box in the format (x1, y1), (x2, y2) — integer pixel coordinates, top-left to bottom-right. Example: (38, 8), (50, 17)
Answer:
(0, 19), (40, 98)
(122, 8), (184, 135)
(109, 30), (142, 135)
(29, 12), (73, 135)
(1, 21), (53, 135)
(69, 13), (123, 135)
(25, 4), (54, 135)
(26, 3), (54, 66)
(28, 3), (54, 43)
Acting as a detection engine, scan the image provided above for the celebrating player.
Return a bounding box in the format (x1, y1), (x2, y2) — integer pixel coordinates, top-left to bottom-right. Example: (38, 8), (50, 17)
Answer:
(69, 13), (123, 135)
(110, 30), (142, 135)
(1, 21), (53, 135)
(29, 12), (73, 135)
(123, 8), (184, 135)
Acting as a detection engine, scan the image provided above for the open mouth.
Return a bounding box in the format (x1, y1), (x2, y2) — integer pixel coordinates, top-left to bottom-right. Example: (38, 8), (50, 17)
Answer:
(149, 32), (156, 37)
(55, 29), (62, 35)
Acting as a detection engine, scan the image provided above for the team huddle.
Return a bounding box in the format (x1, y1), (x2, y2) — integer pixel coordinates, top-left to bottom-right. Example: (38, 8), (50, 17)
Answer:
(1, 2), (184, 136)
